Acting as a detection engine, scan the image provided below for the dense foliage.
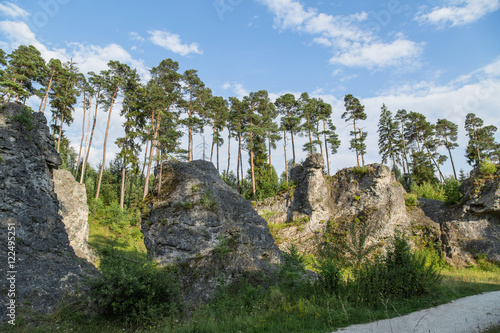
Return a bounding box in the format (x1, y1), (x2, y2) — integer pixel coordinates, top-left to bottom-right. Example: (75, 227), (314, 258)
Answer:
(1, 44), (498, 203)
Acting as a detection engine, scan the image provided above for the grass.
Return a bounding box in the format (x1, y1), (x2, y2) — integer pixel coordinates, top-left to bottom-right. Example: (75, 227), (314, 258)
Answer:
(5, 246), (500, 333)
(88, 210), (147, 265)
(4, 208), (500, 332)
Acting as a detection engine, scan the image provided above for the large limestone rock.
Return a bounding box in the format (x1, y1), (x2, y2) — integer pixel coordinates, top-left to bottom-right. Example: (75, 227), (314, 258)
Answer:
(437, 168), (500, 265)
(257, 157), (415, 254)
(0, 103), (97, 321)
(53, 169), (95, 263)
(141, 160), (282, 305)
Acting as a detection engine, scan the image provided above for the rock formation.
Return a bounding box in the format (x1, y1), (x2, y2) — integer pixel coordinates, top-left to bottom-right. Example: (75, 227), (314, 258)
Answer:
(53, 169), (95, 263)
(0, 103), (97, 322)
(423, 168), (500, 266)
(257, 153), (500, 267)
(141, 160), (282, 305)
(257, 154), (416, 254)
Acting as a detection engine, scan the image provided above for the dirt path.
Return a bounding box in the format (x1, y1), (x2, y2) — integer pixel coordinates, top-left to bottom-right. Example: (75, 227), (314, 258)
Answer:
(334, 291), (500, 333)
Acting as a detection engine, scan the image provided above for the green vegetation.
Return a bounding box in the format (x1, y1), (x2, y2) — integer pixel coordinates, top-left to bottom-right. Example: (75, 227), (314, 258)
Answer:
(443, 176), (462, 205)
(2, 43), (500, 333)
(479, 158), (497, 176)
(9, 227), (500, 332)
(404, 193), (418, 206)
(91, 252), (182, 327)
(409, 176), (463, 205)
(200, 189), (218, 212)
(213, 235), (236, 260)
(11, 105), (35, 131)
(351, 166), (369, 176)
(410, 181), (446, 201)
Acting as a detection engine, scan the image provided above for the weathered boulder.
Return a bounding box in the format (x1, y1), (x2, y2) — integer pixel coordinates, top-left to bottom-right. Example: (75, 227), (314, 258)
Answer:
(53, 169), (95, 263)
(258, 159), (416, 254)
(437, 168), (500, 265)
(141, 160), (282, 305)
(0, 103), (97, 322)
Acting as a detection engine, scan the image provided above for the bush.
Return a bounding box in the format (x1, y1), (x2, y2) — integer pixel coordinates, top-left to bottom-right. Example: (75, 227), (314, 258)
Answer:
(314, 248), (343, 295)
(383, 235), (442, 299)
(479, 158), (497, 176)
(91, 253), (182, 327)
(352, 166), (370, 176)
(444, 176), (462, 205)
(346, 234), (442, 307)
(410, 181), (446, 201)
(11, 106), (35, 131)
(278, 245), (313, 296)
(404, 193), (418, 206)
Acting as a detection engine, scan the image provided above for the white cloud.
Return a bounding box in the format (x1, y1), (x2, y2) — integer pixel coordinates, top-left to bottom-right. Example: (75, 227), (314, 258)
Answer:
(257, 0), (422, 70)
(0, 19), (153, 168)
(416, 0), (500, 27)
(222, 82), (231, 90)
(0, 2), (29, 18)
(330, 38), (423, 69)
(129, 31), (145, 42)
(148, 30), (203, 56)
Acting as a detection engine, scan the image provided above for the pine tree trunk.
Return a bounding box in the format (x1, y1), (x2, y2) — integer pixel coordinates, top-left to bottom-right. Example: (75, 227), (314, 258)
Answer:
(317, 121), (323, 160)
(80, 96), (92, 184)
(354, 119), (360, 167)
(447, 146), (457, 180)
(210, 125), (216, 163)
(307, 114), (312, 155)
(237, 135), (241, 193)
(157, 150), (163, 194)
(80, 91), (100, 184)
(142, 111), (154, 176)
(142, 138), (150, 176)
(96, 83), (119, 200)
(284, 130), (288, 183)
(291, 129), (296, 165)
(474, 130), (481, 164)
(120, 160), (126, 209)
(425, 145), (445, 184)
(39, 69), (55, 113)
(75, 92), (87, 178)
(188, 109), (193, 162)
(323, 121), (330, 176)
(268, 130), (272, 178)
(226, 133), (231, 176)
(217, 141), (220, 172)
(57, 111), (64, 153)
(143, 110), (162, 199)
(400, 125), (409, 175)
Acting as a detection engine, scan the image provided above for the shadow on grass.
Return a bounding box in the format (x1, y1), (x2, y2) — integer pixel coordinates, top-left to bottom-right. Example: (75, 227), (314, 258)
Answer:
(89, 232), (147, 264)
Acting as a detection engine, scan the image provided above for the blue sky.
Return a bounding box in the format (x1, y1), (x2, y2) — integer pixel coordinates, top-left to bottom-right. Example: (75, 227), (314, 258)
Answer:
(1, 0), (499, 177)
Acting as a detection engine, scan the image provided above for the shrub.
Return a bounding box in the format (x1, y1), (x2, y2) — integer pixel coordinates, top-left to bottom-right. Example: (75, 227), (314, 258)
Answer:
(201, 190), (218, 212)
(278, 244), (313, 296)
(11, 106), (35, 131)
(410, 181), (446, 201)
(346, 234), (442, 307)
(404, 193), (418, 206)
(91, 253), (182, 327)
(479, 158), (497, 176)
(314, 247), (343, 295)
(443, 176), (462, 205)
(352, 166), (369, 176)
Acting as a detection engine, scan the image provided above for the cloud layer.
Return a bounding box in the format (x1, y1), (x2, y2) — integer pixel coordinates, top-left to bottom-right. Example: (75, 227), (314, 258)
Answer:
(416, 0), (500, 27)
(148, 30), (203, 56)
(257, 0), (423, 70)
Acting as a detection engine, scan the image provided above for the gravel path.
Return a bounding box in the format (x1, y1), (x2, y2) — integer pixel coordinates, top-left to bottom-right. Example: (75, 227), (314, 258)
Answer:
(334, 291), (500, 333)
